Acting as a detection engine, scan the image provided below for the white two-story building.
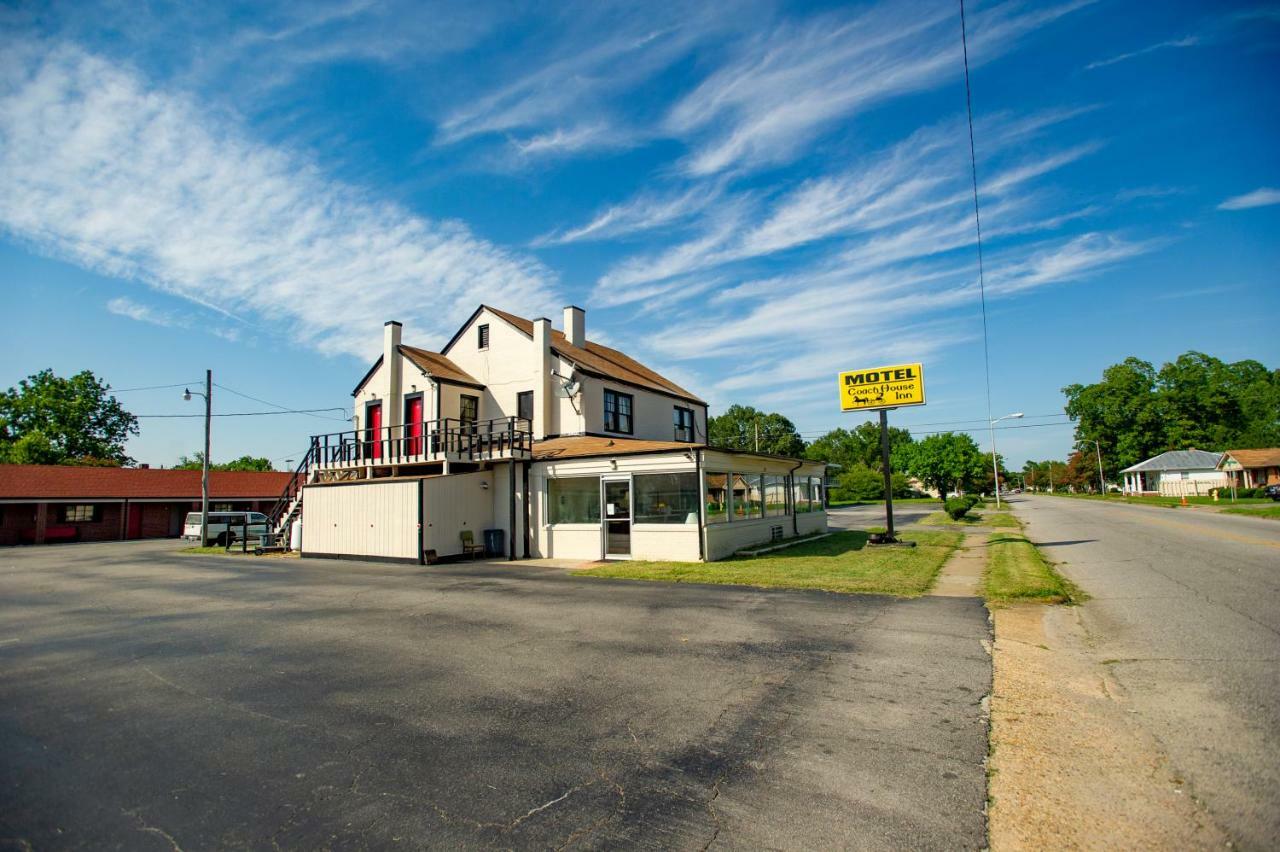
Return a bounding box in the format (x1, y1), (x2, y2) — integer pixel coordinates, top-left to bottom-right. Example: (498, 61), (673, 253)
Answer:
(283, 305), (826, 564)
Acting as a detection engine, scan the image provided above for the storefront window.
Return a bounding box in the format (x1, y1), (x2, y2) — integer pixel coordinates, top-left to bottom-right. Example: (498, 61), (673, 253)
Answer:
(548, 477), (601, 524)
(794, 478), (812, 513)
(733, 474), (763, 519)
(704, 472), (730, 524)
(764, 475), (789, 516)
(634, 473), (699, 524)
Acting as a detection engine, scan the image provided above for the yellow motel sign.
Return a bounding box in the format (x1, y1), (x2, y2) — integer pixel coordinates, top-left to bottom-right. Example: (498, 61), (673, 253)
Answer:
(838, 362), (926, 412)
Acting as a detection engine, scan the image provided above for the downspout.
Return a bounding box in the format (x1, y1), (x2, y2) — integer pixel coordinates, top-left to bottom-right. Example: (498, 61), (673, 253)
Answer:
(522, 460), (532, 558)
(695, 448), (705, 561)
(788, 459), (804, 538)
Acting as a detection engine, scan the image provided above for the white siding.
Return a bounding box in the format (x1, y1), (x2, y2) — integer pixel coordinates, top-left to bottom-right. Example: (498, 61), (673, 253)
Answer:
(577, 378), (706, 443)
(421, 471), (495, 557)
(302, 479), (420, 562)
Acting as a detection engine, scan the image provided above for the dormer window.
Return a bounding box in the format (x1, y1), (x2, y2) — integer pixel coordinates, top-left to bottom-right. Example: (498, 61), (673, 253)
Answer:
(674, 406), (694, 442)
(477, 323), (490, 349)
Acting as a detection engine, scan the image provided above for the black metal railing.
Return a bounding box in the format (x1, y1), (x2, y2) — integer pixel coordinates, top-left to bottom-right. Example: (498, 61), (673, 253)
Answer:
(267, 444), (317, 537)
(312, 416), (533, 468)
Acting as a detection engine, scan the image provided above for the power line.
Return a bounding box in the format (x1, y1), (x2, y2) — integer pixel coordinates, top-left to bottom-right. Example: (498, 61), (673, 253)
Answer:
(135, 407), (348, 419)
(795, 413), (1070, 435)
(213, 382), (349, 422)
(958, 0), (997, 451)
(110, 381), (204, 393)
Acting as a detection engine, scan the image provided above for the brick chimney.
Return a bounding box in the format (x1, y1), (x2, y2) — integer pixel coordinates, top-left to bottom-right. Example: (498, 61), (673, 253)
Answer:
(384, 321), (402, 434)
(563, 305), (585, 348)
(532, 317), (553, 439)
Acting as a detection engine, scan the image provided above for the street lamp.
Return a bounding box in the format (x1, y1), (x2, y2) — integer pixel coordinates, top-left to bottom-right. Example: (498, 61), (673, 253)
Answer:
(1080, 439), (1105, 496)
(184, 370), (212, 546)
(989, 412), (1024, 508)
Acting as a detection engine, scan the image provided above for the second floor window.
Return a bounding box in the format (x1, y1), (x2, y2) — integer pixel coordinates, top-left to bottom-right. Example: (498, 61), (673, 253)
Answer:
(477, 324), (489, 349)
(460, 394), (479, 425)
(674, 406), (694, 442)
(517, 390), (533, 424)
(604, 389), (633, 434)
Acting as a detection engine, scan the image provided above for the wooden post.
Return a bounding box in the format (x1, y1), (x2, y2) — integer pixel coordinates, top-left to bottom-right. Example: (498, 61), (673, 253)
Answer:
(879, 409), (896, 541)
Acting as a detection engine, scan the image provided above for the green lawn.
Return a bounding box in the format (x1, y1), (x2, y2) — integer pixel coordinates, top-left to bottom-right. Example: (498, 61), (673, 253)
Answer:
(1220, 504), (1280, 520)
(919, 509), (1021, 528)
(572, 530), (963, 597)
(1041, 492), (1269, 508)
(827, 498), (941, 508)
(983, 532), (1082, 604)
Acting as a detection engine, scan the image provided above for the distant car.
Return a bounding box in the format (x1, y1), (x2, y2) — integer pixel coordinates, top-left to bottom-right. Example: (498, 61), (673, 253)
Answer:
(1266, 484), (1280, 501)
(183, 511), (270, 546)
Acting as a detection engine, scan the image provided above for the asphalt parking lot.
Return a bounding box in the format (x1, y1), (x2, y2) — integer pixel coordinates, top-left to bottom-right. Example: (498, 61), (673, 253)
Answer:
(0, 540), (991, 850)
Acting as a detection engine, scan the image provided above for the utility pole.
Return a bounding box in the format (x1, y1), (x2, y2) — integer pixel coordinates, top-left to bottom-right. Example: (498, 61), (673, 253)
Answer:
(1093, 440), (1105, 495)
(203, 369), (211, 545)
(754, 419), (759, 453)
(184, 371), (212, 545)
(989, 413), (1024, 508)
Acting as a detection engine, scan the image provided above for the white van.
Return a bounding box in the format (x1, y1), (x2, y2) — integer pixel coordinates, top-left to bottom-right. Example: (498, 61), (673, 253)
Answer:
(183, 511), (271, 546)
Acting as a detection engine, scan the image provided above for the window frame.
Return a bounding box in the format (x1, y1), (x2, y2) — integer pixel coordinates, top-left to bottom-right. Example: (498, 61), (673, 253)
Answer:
(459, 394), (479, 425)
(673, 406), (695, 442)
(477, 323), (490, 350)
(633, 472), (700, 525)
(517, 390), (534, 425)
(547, 475), (603, 525)
(62, 504), (98, 523)
(603, 388), (634, 435)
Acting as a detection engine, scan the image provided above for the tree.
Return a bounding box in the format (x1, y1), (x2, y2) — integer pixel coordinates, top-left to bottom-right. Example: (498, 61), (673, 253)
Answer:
(892, 432), (987, 497)
(0, 370), (138, 465)
(1061, 450), (1098, 493)
(175, 452), (275, 472)
(804, 421), (913, 471)
(708, 405), (805, 457)
(1064, 352), (1280, 479)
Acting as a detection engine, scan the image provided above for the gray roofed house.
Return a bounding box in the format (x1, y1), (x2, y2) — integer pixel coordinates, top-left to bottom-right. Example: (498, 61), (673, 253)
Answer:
(1120, 449), (1226, 495)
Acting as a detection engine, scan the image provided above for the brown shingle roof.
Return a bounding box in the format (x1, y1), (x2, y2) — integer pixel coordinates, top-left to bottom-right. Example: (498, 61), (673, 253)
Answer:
(399, 345), (482, 386)
(483, 306), (705, 404)
(1222, 448), (1280, 468)
(533, 436), (696, 461)
(0, 465), (292, 500)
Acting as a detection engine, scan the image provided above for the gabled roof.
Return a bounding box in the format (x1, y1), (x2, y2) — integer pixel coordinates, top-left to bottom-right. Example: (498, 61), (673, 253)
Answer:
(1120, 449), (1223, 473)
(0, 465), (292, 500)
(1220, 448), (1280, 469)
(351, 346), (482, 396)
(399, 346), (482, 388)
(460, 305), (706, 405)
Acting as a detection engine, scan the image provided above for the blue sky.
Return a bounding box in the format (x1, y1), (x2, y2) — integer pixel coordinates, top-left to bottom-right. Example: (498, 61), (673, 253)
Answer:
(2, 0), (1277, 469)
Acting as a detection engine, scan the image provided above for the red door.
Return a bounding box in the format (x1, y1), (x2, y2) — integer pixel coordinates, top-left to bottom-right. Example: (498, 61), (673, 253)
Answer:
(126, 503), (143, 539)
(366, 402), (383, 459)
(405, 396), (423, 456)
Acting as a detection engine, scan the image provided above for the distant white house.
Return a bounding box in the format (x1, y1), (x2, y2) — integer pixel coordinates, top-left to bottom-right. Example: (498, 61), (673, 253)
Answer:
(1120, 449), (1226, 496)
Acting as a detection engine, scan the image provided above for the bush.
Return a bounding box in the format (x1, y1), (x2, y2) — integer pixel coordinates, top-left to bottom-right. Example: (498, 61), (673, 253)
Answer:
(945, 497), (971, 520)
(964, 494), (981, 509)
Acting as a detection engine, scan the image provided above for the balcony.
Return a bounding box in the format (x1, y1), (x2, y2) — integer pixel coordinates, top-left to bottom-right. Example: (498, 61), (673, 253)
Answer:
(310, 417), (533, 472)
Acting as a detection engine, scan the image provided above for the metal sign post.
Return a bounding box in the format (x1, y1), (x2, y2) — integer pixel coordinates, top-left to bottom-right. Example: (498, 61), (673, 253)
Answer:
(879, 408), (896, 541)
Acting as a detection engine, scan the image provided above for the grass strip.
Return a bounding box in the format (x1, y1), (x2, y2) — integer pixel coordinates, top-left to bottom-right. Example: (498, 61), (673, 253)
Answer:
(983, 532), (1082, 604)
(1219, 504), (1280, 520)
(919, 510), (1020, 528)
(573, 529), (963, 597)
(1042, 492), (1270, 508)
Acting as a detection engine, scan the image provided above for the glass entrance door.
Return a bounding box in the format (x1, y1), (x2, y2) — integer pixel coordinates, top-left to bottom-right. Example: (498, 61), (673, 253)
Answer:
(602, 478), (631, 557)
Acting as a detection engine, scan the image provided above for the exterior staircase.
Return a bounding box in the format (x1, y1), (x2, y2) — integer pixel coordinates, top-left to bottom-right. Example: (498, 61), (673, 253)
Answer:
(268, 443), (317, 547)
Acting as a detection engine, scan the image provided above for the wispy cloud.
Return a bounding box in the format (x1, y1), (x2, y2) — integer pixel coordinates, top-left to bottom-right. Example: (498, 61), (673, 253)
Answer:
(590, 114), (1101, 302)
(665, 0), (1093, 176)
(531, 182), (725, 246)
(0, 42), (560, 359)
(1217, 187), (1280, 211)
(106, 296), (185, 328)
(1085, 36), (1199, 70)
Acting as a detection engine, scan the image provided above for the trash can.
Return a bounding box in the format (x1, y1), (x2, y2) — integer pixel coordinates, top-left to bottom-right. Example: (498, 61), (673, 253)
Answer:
(483, 528), (504, 557)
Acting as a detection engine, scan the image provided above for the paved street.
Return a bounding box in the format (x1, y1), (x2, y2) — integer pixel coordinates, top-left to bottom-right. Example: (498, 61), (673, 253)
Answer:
(828, 502), (939, 531)
(0, 540), (990, 850)
(1012, 496), (1280, 849)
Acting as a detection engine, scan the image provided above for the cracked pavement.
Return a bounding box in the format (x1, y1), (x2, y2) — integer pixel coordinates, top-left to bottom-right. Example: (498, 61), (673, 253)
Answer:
(0, 539), (990, 849)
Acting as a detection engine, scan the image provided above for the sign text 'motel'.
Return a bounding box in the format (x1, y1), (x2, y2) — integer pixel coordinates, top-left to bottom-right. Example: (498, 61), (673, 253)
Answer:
(837, 362), (926, 412)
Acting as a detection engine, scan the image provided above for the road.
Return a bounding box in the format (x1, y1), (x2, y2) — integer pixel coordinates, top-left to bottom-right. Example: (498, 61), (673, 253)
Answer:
(0, 540), (991, 850)
(828, 501), (939, 531)
(1012, 496), (1280, 849)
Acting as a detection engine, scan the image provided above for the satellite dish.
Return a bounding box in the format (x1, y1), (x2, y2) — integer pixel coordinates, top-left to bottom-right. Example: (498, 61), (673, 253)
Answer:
(564, 380), (581, 397)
